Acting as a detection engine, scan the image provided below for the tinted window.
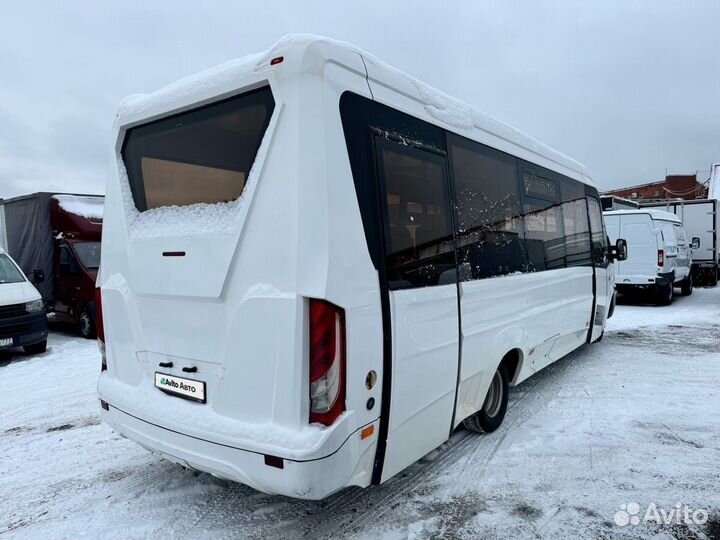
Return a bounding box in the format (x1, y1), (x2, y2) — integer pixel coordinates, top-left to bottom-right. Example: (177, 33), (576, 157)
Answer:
(0, 254), (25, 284)
(521, 165), (564, 271)
(448, 134), (525, 279)
(122, 86), (275, 212)
(587, 197), (608, 266)
(73, 242), (101, 270)
(59, 246), (80, 275)
(560, 177), (592, 267)
(378, 139), (456, 289)
(524, 171), (558, 200)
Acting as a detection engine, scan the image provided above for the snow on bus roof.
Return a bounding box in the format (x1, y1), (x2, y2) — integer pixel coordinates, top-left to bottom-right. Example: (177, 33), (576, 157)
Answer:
(116, 34), (587, 179)
(52, 195), (104, 220)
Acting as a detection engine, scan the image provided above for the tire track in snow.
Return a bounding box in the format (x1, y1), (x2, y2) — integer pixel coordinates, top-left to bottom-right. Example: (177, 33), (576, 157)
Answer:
(333, 347), (587, 538)
(184, 347), (589, 539)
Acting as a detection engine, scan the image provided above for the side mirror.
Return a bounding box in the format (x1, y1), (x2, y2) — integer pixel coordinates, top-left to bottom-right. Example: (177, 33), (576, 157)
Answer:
(611, 238), (628, 262)
(690, 237), (700, 249)
(31, 269), (45, 283)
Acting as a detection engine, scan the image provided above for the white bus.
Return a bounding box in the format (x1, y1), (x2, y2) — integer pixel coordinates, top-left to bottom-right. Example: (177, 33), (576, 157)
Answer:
(97, 35), (626, 499)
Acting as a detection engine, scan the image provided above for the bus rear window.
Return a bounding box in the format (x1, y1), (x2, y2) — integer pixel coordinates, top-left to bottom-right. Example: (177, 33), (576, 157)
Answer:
(122, 86), (275, 212)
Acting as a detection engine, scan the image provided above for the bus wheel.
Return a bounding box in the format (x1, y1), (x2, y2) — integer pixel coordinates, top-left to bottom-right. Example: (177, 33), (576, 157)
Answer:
(463, 364), (509, 433)
(79, 307), (96, 339)
(681, 274), (693, 296)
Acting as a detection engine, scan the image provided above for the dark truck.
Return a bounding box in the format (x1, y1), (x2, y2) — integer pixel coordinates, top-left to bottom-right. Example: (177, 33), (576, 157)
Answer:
(0, 192), (103, 338)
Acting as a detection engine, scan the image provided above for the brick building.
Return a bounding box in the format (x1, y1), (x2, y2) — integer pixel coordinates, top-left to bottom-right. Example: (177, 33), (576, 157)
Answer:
(602, 174), (708, 202)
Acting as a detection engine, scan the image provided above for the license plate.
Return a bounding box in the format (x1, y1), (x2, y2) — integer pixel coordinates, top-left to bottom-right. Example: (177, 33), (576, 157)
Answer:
(0, 337), (13, 348)
(154, 372), (206, 403)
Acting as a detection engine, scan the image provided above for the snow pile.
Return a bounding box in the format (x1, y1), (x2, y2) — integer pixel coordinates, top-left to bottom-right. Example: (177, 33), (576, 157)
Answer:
(708, 162), (720, 200)
(52, 195), (104, 220)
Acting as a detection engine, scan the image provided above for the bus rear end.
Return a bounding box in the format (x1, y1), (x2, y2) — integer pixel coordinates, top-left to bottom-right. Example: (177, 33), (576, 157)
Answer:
(97, 48), (381, 499)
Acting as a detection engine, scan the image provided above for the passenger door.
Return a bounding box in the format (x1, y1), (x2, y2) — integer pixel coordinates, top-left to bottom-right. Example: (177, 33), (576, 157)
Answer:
(372, 136), (461, 482)
(587, 196), (611, 340)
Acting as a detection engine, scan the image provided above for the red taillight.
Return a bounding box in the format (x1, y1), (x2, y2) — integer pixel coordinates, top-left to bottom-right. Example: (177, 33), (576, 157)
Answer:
(658, 250), (664, 266)
(96, 287), (106, 372)
(309, 299), (345, 426)
(270, 56), (284, 66)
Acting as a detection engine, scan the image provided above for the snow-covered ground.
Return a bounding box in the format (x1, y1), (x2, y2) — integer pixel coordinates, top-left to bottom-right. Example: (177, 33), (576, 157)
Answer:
(2, 289), (719, 540)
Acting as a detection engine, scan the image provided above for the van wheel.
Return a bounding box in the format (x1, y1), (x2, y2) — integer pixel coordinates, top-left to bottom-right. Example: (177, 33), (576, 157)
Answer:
(24, 340), (47, 355)
(709, 268), (719, 287)
(656, 281), (673, 306)
(463, 364), (509, 433)
(681, 274), (693, 296)
(79, 308), (96, 339)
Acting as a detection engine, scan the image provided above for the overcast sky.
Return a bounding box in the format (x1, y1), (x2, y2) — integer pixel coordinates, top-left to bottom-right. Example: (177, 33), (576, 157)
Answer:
(1, 1), (718, 199)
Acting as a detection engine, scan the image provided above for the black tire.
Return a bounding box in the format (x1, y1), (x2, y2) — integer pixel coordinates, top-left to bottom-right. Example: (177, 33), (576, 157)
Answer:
(463, 364), (509, 433)
(79, 307), (96, 339)
(24, 340), (47, 355)
(709, 267), (719, 287)
(656, 281), (673, 306)
(681, 274), (693, 296)
(607, 292), (616, 319)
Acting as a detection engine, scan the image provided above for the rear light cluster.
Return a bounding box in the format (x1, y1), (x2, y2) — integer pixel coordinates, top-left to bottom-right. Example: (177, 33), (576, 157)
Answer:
(309, 299), (346, 426)
(658, 250), (665, 266)
(96, 287), (106, 372)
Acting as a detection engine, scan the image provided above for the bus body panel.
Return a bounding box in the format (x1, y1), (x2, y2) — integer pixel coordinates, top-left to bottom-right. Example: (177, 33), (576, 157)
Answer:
(99, 36), (611, 499)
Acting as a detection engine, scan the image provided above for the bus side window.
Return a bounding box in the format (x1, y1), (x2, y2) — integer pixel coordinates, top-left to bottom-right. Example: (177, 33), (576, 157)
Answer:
(377, 140), (456, 289)
(448, 134), (524, 280)
(520, 166), (565, 272)
(587, 197), (608, 266)
(560, 177), (592, 267)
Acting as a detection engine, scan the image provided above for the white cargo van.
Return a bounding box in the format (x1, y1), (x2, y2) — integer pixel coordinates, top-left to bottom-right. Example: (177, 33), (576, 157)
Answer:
(604, 209), (693, 304)
(0, 248), (49, 354)
(97, 35), (627, 499)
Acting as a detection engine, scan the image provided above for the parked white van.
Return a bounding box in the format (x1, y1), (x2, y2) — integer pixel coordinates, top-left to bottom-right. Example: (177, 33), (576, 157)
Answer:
(0, 248), (48, 354)
(97, 35), (627, 499)
(604, 209), (693, 304)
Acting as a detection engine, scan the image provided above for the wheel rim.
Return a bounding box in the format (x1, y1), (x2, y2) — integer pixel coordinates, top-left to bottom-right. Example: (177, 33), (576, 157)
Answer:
(80, 314), (91, 336)
(483, 370), (503, 418)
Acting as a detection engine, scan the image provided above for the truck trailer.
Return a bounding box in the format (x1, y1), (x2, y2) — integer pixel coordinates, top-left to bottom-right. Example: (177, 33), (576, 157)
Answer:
(0, 192), (104, 337)
(641, 199), (719, 286)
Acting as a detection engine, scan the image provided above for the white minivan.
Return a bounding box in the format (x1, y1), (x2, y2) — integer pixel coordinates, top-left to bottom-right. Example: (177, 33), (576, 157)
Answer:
(0, 248), (49, 354)
(97, 36), (627, 499)
(604, 209), (694, 304)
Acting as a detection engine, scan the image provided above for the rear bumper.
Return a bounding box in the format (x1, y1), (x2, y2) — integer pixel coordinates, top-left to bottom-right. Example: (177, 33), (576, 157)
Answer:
(101, 405), (374, 499)
(98, 375), (377, 499)
(0, 312), (48, 348)
(615, 272), (673, 288)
